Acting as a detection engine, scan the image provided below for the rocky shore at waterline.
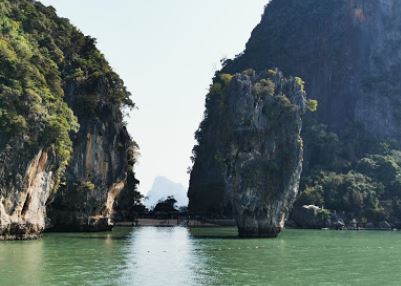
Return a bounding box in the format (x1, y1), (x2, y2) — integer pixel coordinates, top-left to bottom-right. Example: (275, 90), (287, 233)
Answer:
(114, 219), (398, 233)
(288, 205), (397, 231)
(0, 0), (138, 240)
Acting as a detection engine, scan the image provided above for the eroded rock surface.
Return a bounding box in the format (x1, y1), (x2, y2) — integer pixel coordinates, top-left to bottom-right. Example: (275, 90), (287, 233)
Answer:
(0, 1), (138, 238)
(47, 106), (136, 231)
(0, 146), (57, 240)
(189, 70), (308, 237)
(221, 70), (307, 237)
(189, 0), (401, 225)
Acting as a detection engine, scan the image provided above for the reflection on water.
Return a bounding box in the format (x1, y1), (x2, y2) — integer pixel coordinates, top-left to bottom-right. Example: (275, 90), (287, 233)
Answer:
(2, 227), (401, 285)
(0, 227), (211, 286)
(121, 227), (211, 286)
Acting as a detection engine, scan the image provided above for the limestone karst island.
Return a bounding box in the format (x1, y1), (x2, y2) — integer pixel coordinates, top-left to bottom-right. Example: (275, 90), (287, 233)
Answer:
(2, 0), (401, 285)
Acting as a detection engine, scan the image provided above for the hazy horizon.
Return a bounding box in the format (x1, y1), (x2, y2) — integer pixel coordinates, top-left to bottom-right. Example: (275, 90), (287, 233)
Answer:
(40, 0), (268, 195)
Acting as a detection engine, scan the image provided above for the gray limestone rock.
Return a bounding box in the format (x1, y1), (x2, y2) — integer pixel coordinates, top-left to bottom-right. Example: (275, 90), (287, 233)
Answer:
(221, 70), (307, 237)
(47, 82), (136, 232)
(0, 143), (58, 240)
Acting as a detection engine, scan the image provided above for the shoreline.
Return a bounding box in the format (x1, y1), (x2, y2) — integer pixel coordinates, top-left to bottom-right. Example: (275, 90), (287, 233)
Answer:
(115, 218), (222, 228)
(114, 219), (399, 231)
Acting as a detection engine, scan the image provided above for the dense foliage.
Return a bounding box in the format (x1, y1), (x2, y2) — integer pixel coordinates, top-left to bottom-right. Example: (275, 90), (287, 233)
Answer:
(299, 130), (401, 221)
(0, 1), (78, 165)
(153, 196), (178, 215)
(0, 0), (134, 190)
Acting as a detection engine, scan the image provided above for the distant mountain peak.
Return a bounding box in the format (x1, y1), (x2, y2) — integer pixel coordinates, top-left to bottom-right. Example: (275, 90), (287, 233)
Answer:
(145, 176), (188, 208)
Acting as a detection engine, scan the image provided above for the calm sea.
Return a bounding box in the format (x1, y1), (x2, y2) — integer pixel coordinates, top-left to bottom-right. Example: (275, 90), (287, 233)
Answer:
(1, 227), (401, 285)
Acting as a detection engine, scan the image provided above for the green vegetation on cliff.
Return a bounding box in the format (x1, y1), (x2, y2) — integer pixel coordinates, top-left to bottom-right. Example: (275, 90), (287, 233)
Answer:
(0, 1), (78, 166)
(189, 69), (313, 217)
(0, 0), (134, 190)
(189, 0), (401, 225)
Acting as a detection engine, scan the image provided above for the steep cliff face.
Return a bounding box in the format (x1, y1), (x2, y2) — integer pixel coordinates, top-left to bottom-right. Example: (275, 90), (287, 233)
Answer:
(222, 70), (307, 237)
(189, 68), (311, 236)
(223, 0), (401, 139)
(47, 96), (135, 231)
(188, 74), (235, 217)
(190, 0), (401, 225)
(0, 1), (138, 238)
(0, 146), (58, 240)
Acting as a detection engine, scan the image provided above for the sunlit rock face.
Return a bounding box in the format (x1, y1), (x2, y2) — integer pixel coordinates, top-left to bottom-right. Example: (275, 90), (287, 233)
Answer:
(0, 0), (138, 238)
(0, 147), (57, 240)
(47, 83), (137, 232)
(222, 70), (306, 237)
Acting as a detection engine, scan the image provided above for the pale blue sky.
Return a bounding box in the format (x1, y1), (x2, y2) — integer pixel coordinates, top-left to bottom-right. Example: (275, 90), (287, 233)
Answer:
(40, 0), (267, 195)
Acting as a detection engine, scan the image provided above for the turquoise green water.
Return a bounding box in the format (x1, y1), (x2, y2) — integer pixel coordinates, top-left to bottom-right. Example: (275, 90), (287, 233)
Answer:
(1, 227), (401, 286)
